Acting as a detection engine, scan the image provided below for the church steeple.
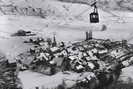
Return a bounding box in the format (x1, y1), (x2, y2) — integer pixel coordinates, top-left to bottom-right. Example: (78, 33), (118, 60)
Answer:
(52, 33), (57, 47)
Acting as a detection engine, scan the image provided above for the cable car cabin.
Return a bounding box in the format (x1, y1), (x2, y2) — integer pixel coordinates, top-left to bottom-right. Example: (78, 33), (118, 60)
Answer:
(90, 1), (99, 23)
(90, 12), (99, 23)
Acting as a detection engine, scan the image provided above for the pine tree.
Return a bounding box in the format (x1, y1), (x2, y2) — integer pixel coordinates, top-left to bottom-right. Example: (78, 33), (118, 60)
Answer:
(52, 34), (57, 47)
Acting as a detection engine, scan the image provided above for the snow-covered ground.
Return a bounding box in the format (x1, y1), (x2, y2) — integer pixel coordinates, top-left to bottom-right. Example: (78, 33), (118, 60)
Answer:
(120, 66), (133, 83)
(1, 10), (133, 56)
(19, 71), (80, 89)
(1, 0), (133, 88)
(17, 66), (133, 89)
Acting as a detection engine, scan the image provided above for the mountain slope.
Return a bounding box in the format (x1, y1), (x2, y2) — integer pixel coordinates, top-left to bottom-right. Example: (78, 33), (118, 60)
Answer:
(58, 0), (133, 11)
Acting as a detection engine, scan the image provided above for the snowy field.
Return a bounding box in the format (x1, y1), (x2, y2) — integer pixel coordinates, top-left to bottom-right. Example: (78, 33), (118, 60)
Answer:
(18, 68), (133, 89)
(19, 71), (81, 89)
(1, 0), (133, 88)
(1, 12), (133, 57)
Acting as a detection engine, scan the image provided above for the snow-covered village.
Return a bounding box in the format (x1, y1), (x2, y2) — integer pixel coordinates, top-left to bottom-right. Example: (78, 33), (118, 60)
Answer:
(1, 0), (133, 89)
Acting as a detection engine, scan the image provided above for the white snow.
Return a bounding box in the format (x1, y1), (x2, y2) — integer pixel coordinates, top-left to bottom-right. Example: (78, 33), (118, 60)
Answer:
(19, 70), (98, 89)
(19, 70), (81, 89)
(0, 0), (133, 88)
(18, 71), (63, 89)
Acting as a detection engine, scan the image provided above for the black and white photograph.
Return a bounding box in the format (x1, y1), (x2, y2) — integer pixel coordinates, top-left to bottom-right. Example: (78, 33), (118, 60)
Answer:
(0, 0), (133, 89)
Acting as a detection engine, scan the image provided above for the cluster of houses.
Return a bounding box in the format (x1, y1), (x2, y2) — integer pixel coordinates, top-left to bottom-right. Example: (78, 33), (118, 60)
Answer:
(14, 32), (133, 89)
(17, 31), (133, 74)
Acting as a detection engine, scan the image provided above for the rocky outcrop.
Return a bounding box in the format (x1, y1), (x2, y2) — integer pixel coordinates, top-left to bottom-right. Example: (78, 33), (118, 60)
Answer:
(0, 52), (22, 89)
